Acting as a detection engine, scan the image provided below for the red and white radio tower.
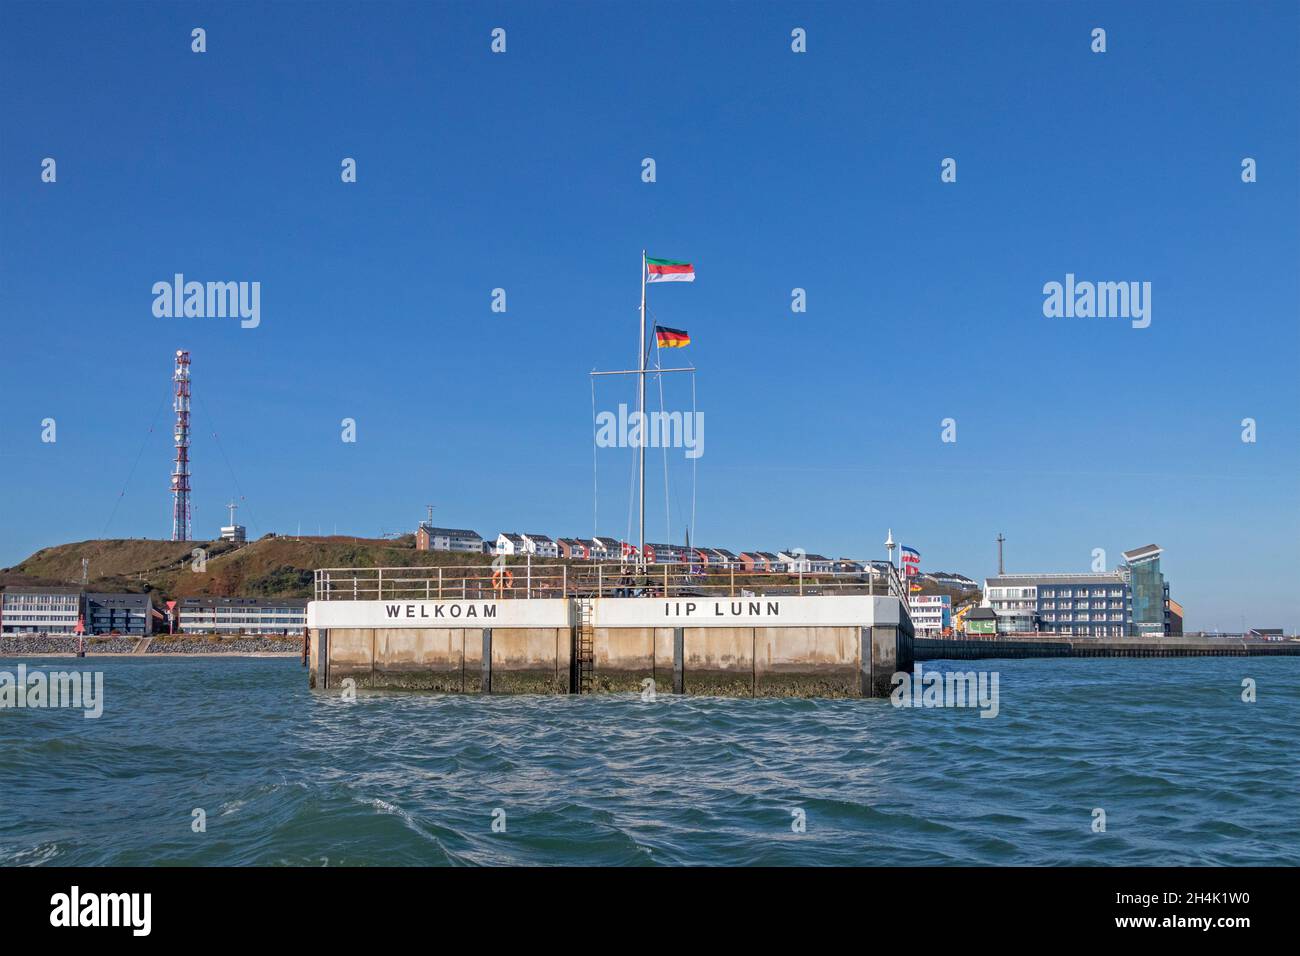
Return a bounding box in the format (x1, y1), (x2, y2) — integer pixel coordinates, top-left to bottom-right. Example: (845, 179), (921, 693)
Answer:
(170, 350), (192, 541)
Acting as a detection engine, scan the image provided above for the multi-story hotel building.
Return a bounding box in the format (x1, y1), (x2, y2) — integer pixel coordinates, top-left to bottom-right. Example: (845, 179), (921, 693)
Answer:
(86, 592), (153, 635)
(983, 545), (1173, 638)
(177, 597), (308, 636)
(983, 573), (1130, 637)
(0, 587), (83, 635)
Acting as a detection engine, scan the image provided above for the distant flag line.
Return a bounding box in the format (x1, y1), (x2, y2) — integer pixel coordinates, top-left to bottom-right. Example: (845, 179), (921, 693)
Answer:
(902, 545), (921, 591)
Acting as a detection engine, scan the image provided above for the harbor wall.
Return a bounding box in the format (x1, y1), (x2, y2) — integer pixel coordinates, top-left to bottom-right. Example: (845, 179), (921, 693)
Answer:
(309, 599), (571, 692)
(587, 596), (911, 697)
(309, 595), (913, 698)
(914, 636), (1300, 660)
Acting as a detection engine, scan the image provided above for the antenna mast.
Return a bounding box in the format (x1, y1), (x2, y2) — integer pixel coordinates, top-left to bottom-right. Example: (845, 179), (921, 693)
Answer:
(170, 350), (192, 541)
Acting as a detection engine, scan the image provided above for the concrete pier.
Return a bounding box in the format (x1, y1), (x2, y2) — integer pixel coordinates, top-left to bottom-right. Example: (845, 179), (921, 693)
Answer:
(309, 594), (914, 698)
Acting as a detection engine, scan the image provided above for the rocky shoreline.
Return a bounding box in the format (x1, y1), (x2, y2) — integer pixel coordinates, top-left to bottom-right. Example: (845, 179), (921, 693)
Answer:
(0, 635), (304, 657)
(1, 636), (137, 655)
(145, 636), (303, 654)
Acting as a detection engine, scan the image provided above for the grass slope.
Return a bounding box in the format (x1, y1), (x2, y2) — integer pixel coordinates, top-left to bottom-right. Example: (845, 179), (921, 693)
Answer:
(4, 534), (501, 603)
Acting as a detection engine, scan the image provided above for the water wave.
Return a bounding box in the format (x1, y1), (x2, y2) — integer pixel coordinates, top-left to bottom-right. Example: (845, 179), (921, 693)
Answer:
(1, 656), (1296, 865)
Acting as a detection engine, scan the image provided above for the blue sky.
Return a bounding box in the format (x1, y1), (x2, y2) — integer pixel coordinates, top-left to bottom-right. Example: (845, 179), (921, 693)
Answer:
(1, 1), (1296, 630)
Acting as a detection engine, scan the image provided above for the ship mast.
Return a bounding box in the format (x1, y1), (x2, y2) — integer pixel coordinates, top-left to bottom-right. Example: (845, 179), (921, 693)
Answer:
(638, 249), (647, 567)
(590, 250), (695, 572)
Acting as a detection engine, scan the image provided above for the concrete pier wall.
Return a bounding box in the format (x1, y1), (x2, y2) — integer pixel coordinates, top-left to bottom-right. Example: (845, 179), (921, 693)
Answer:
(309, 594), (914, 697)
(308, 626), (570, 693)
(592, 626), (671, 693)
(491, 627), (570, 694)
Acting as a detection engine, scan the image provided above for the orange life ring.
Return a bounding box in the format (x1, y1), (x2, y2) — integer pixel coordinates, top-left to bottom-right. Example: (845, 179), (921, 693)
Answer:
(491, 568), (513, 591)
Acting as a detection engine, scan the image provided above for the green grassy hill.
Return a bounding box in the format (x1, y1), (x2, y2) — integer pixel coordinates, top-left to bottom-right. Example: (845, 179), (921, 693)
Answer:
(3, 534), (503, 604)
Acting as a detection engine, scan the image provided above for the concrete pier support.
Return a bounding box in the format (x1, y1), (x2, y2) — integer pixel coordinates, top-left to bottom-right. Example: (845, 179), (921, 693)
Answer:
(865, 624), (914, 698)
(490, 627), (569, 694)
(672, 627), (684, 695)
(308, 594), (915, 698)
(309, 628), (328, 689)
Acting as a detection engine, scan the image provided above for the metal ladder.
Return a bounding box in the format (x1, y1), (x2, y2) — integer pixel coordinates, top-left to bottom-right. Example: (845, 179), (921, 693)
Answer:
(574, 597), (595, 693)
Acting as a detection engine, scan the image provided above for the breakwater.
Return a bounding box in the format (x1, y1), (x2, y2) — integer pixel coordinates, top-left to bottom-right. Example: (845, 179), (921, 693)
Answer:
(0, 636), (137, 655)
(915, 635), (1300, 661)
(0, 635), (303, 656)
(145, 636), (303, 655)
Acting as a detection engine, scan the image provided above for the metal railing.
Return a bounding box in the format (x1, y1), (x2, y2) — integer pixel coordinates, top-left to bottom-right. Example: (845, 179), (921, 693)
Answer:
(313, 559), (915, 604)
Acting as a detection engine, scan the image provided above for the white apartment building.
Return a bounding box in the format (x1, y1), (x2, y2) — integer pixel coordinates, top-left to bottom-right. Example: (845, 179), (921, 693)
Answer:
(178, 597), (308, 636)
(417, 525), (483, 553)
(496, 533), (527, 556)
(521, 534), (559, 559)
(0, 587), (82, 635)
(590, 538), (619, 561)
(777, 552), (834, 574)
(909, 594), (952, 636)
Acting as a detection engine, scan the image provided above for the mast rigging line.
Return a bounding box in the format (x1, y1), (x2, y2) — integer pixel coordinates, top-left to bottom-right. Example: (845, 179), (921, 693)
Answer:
(590, 372), (599, 541)
(691, 371), (698, 545)
(655, 341), (671, 546)
(190, 393), (258, 537)
(590, 344), (699, 557)
(101, 381), (172, 538)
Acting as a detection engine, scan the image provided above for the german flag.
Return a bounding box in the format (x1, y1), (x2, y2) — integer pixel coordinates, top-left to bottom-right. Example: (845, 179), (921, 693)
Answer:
(655, 326), (690, 348)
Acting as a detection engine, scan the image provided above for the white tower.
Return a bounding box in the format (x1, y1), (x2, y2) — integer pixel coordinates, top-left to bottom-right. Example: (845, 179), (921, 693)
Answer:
(220, 498), (246, 544)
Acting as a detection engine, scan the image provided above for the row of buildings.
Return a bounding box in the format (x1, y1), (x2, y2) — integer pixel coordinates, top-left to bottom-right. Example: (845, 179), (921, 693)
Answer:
(868, 545), (1187, 640)
(0, 588), (307, 637)
(418, 525), (862, 574)
(1, 589), (153, 636)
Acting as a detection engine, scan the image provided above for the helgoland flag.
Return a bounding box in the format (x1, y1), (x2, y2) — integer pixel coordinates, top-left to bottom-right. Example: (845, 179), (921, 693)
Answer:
(646, 257), (695, 282)
(655, 326), (691, 348)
